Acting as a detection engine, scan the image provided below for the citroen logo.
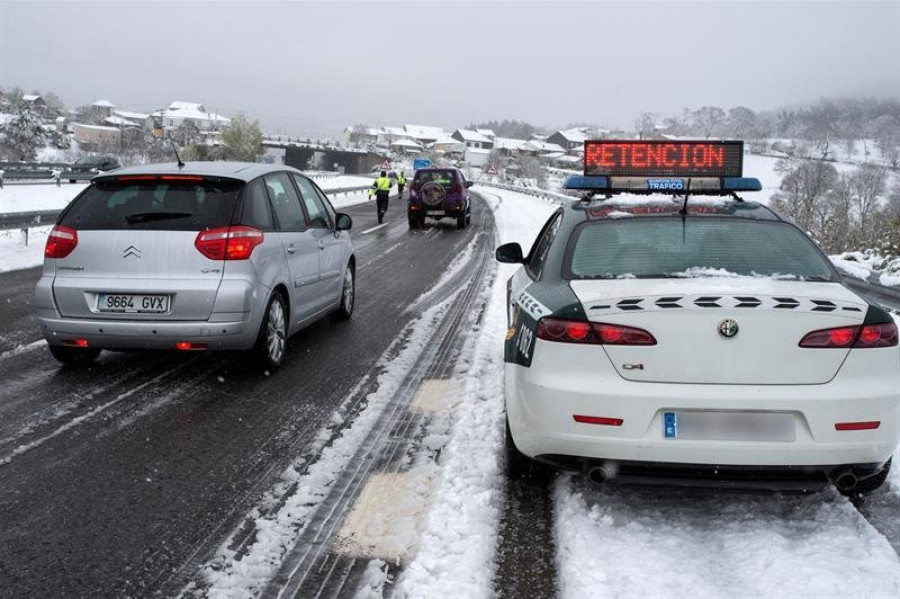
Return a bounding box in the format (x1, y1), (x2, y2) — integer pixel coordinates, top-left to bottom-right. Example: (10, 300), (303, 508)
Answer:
(718, 319), (739, 339)
(123, 245), (142, 259)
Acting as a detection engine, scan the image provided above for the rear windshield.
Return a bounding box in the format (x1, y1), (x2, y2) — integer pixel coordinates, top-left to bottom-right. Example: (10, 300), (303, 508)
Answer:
(566, 218), (836, 281)
(61, 178), (244, 231)
(413, 170), (458, 185)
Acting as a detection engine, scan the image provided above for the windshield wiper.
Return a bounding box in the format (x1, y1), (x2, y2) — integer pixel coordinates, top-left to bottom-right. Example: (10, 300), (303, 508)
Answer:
(125, 212), (192, 224)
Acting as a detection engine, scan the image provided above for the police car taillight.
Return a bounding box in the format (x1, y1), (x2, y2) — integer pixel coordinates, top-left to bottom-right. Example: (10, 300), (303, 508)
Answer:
(799, 322), (898, 349)
(536, 318), (656, 346)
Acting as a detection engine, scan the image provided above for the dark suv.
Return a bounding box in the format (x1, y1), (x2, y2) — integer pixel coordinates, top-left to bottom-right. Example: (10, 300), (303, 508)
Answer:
(66, 155), (122, 183)
(407, 167), (472, 229)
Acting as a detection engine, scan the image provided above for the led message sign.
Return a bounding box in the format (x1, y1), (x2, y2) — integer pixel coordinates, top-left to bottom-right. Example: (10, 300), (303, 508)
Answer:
(584, 140), (743, 178)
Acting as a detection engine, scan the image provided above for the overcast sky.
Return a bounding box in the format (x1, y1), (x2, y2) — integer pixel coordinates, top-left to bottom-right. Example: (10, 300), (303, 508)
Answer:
(1, 0), (897, 137)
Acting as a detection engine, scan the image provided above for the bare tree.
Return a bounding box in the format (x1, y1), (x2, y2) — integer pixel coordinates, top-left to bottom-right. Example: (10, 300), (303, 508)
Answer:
(634, 112), (656, 140)
(770, 160), (839, 241)
(692, 106), (726, 139)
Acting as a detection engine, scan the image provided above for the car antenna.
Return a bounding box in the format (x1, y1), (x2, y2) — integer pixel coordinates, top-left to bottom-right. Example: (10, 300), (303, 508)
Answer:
(679, 178), (692, 216)
(167, 133), (186, 169)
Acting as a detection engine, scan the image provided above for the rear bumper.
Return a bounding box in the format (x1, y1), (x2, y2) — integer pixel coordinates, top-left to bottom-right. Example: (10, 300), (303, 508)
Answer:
(506, 341), (900, 468)
(36, 313), (258, 351)
(536, 456), (884, 493)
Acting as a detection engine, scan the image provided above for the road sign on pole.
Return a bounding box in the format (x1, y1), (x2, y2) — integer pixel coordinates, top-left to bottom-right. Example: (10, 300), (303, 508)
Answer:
(486, 164), (498, 175)
(379, 159), (392, 171)
(413, 158), (432, 170)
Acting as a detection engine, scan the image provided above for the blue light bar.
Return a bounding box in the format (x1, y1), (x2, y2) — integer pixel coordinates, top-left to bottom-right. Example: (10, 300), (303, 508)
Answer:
(722, 177), (762, 192)
(564, 175), (608, 190)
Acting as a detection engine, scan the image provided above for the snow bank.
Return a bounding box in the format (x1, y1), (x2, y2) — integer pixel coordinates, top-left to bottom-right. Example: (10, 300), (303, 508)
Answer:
(0, 226), (51, 273)
(0, 182), (86, 215)
(830, 250), (900, 288)
(554, 475), (900, 598)
(397, 260), (508, 599)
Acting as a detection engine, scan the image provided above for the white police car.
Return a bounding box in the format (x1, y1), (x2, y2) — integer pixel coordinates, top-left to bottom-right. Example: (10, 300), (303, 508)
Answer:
(496, 140), (900, 494)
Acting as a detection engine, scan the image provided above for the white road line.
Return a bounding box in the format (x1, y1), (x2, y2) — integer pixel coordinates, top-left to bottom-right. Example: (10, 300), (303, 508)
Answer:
(361, 223), (390, 235)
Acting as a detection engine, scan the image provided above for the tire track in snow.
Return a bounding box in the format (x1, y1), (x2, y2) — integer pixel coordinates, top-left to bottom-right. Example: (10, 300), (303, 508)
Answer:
(0, 359), (196, 466)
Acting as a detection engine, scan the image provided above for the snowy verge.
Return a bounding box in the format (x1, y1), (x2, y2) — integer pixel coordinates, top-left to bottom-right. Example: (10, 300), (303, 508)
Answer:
(396, 263), (508, 598)
(0, 182), (86, 215)
(554, 475), (900, 598)
(0, 226), (51, 273)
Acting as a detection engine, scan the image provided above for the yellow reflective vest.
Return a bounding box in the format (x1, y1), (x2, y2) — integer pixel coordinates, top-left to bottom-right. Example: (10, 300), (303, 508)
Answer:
(397, 173), (407, 186)
(373, 176), (392, 192)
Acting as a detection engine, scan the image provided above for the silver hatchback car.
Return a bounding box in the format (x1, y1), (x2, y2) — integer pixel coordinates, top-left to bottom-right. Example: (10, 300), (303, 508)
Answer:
(36, 162), (356, 370)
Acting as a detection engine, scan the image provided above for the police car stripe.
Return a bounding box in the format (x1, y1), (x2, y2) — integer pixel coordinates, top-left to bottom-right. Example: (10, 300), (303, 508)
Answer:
(516, 289), (552, 320)
(584, 295), (867, 316)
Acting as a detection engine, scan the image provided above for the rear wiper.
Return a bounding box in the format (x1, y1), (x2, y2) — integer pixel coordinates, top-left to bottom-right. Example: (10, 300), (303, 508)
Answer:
(125, 212), (192, 224)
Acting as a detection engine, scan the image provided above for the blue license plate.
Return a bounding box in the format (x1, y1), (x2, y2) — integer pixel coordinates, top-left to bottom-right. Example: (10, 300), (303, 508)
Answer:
(664, 411), (677, 439)
(648, 178), (685, 191)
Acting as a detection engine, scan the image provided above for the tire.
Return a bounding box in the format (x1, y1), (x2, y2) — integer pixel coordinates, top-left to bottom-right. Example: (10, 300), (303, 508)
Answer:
(408, 213), (418, 229)
(844, 458), (892, 497)
(457, 214), (467, 230)
(331, 264), (355, 320)
(253, 292), (288, 371)
(505, 415), (552, 482)
(69, 179), (77, 184)
(48, 344), (101, 366)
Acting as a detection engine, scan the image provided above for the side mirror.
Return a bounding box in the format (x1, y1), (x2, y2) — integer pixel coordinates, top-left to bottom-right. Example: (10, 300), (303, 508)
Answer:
(495, 242), (524, 264)
(335, 212), (352, 231)
(465, 180), (474, 188)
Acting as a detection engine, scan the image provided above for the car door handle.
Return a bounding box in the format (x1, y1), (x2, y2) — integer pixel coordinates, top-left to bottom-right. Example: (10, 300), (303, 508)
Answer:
(286, 245), (297, 254)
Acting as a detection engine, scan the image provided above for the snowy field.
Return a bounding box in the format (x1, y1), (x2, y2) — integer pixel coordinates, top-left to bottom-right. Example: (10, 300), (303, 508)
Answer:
(0, 174), (373, 273)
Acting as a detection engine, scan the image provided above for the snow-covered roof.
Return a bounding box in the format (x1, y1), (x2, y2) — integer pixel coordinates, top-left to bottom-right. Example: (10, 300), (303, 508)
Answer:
(22, 94), (41, 102)
(493, 137), (528, 151)
(404, 124), (446, 140)
(92, 99), (115, 108)
(381, 126), (411, 138)
(454, 129), (493, 144)
(390, 138), (423, 148)
(555, 155), (582, 164)
(555, 128), (588, 143)
(430, 136), (466, 150)
(104, 115), (141, 127)
(465, 147), (491, 155)
(154, 101), (230, 123)
(475, 128), (496, 138)
(114, 109), (149, 121)
(524, 140), (566, 153)
(73, 123), (120, 133)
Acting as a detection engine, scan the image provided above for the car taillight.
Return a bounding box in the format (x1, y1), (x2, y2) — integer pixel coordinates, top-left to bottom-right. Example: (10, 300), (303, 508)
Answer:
(195, 226), (264, 260)
(799, 322), (898, 348)
(536, 318), (656, 345)
(45, 225), (78, 259)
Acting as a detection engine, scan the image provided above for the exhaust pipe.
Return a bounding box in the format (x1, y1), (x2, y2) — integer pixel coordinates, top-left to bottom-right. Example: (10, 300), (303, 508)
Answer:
(588, 463), (617, 485)
(833, 470), (858, 492)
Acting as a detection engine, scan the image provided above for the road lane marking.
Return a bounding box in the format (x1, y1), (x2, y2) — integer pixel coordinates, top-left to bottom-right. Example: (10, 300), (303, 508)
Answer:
(410, 379), (460, 413)
(333, 464), (438, 561)
(361, 223), (390, 235)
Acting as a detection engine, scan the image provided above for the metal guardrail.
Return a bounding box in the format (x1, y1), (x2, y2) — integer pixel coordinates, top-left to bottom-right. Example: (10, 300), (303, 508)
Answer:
(0, 210), (61, 230)
(472, 180), (575, 205)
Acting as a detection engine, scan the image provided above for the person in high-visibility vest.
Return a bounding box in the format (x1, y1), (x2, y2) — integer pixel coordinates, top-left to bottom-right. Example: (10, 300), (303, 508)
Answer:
(371, 171), (393, 223)
(396, 171), (407, 198)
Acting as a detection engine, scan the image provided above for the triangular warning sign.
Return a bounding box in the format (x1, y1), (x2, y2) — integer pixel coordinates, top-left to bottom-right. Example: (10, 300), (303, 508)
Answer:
(486, 164), (498, 175)
(379, 159), (392, 170)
